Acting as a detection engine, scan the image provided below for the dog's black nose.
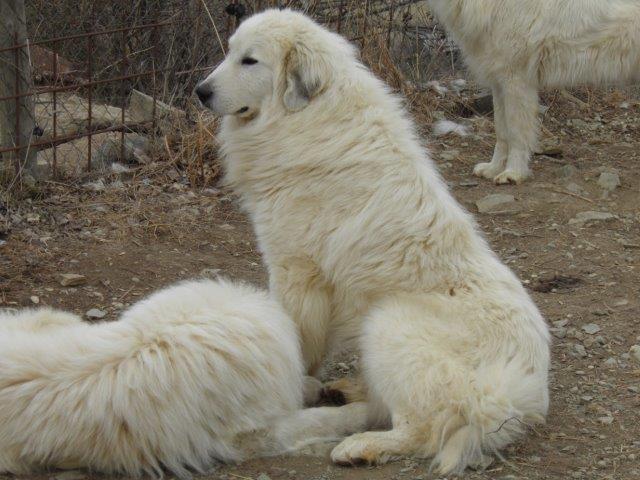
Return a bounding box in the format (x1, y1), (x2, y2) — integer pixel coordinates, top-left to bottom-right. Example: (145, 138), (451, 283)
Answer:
(195, 83), (214, 104)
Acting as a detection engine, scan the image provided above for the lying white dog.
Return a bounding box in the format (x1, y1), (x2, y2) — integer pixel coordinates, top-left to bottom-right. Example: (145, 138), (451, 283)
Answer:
(426, 0), (640, 183)
(197, 9), (550, 474)
(0, 279), (367, 477)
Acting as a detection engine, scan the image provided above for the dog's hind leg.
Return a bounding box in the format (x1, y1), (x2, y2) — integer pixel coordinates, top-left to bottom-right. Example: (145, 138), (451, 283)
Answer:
(493, 78), (539, 184)
(473, 85), (508, 180)
(331, 410), (426, 466)
(251, 402), (370, 457)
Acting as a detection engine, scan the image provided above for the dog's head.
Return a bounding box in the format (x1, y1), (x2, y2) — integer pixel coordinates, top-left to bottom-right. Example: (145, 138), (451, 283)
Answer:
(195, 9), (356, 119)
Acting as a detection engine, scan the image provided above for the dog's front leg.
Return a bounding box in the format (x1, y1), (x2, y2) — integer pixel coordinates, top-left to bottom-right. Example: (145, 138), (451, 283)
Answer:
(269, 256), (333, 376)
(494, 77), (539, 184)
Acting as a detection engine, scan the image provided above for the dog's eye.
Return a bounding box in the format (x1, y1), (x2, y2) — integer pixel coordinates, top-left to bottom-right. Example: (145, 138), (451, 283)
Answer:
(241, 57), (258, 65)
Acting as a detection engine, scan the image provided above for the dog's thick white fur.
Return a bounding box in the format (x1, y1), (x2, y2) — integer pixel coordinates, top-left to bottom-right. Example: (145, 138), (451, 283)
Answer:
(198, 10), (551, 474)
(0, 279), (368, 478)
(426, 0), (640, 183)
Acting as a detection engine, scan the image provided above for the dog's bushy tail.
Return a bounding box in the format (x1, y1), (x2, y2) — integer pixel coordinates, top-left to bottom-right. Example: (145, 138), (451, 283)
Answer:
(429, 359), (548, 475)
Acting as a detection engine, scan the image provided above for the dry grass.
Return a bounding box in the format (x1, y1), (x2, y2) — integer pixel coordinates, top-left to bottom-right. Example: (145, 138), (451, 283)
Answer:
(161, 110), (221, 188)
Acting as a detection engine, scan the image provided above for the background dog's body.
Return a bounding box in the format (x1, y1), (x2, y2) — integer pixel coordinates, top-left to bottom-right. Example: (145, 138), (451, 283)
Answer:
(0, 279), (367, 478)
(427, 0), (640, 183)
(206, 10), (550, 475)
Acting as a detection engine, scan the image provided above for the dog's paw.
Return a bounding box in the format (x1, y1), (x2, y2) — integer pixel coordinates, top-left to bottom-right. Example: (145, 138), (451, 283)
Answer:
(473, 161), (504, 180)
(493, 168), (531, 184)
(321, 377), (367, 406)
(331, 433), (391, 466)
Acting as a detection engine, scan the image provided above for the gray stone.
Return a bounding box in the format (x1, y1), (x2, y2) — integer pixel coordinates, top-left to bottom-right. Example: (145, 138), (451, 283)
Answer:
(256, 474), (272, 480)
(630, 345), (640, 363)
(569, 211), (615, 225)
(129, 89), (185, 128)
(94, 133), (151, 166)
(581, 323), (601, 335)
(86, 308), (106, 319)
(572, 344), (587, 358)
(35, 93), (125, 140)
(558, 164), (578, 178)
(476, 194), (517, 213)
(598, 171), (621, 191)
(59, 273), (86, 287)
(604, 357), (618, 367)
(439, 149), (460, 161)
(551, 327), (567, 339)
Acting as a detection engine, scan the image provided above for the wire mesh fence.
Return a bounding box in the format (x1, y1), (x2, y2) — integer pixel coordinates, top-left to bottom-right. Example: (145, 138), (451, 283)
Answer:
(1, 0), (452, 188)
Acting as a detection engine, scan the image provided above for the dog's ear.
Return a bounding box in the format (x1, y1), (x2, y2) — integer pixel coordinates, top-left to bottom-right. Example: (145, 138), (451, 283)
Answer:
(282, 42), (330, 112)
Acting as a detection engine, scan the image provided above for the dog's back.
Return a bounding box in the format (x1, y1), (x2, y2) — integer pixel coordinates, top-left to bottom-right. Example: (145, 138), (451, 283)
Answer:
(0, 279), (304, 477)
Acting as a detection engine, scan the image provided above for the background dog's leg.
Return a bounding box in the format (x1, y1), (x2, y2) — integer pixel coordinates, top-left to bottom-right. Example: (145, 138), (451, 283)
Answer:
(473, 85), (508, 180)
(494, 78), (539, 184)
(270, 257), (332, 376)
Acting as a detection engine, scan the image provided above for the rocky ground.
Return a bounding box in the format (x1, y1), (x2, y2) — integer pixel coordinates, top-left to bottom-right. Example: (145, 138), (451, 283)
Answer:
(1, 82), (639, 480)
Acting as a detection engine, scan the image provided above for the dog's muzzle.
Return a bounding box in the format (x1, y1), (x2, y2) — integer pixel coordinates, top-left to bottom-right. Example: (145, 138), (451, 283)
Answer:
(195, 83), (214, 106)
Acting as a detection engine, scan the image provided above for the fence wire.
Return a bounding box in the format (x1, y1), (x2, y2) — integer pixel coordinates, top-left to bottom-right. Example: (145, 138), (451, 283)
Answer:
(1, 0), (452, 183)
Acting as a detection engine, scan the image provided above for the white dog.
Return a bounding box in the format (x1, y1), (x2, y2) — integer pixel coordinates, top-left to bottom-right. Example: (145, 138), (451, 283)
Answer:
(197, 9), (550, 475)
(0, 279), (368, 477)
(426, 0), (640, 183)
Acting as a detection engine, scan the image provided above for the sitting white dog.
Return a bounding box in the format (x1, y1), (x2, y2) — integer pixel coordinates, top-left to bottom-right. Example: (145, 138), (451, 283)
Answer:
(426, 0), (640, 183)
(197, 9), (550, 474)
(0, 279), (367, 477)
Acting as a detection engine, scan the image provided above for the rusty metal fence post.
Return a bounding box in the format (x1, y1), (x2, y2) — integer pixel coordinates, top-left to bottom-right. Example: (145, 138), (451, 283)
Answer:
(0, 0), (37, 182)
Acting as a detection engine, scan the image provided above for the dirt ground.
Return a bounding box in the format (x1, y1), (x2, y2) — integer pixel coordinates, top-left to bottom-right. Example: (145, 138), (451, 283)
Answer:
(1, 84), (639, 480)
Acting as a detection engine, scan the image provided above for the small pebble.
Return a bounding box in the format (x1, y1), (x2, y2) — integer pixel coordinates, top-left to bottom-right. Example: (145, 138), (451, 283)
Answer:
(86, 308), (106, 319)
(581, 323), (601, 335)
(59, 273), (87, 287)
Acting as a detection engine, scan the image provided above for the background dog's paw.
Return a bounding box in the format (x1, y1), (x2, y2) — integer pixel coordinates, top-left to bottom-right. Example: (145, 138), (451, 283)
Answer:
(473, 162), (504, 180)
(493, 168), (531, 184)
(320, 377), (367, 406)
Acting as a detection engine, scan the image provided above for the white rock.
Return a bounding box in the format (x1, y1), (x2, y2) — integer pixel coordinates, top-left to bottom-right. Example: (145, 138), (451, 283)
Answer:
(476, 194), (517, 213)
(422, 80), (448, 95)
(86, 308), (106, 319)
(83, 179), (106, 192)
(598, 416), (614, 425)
(30, 295), (39, 304)
(433, 120), (469, 137)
